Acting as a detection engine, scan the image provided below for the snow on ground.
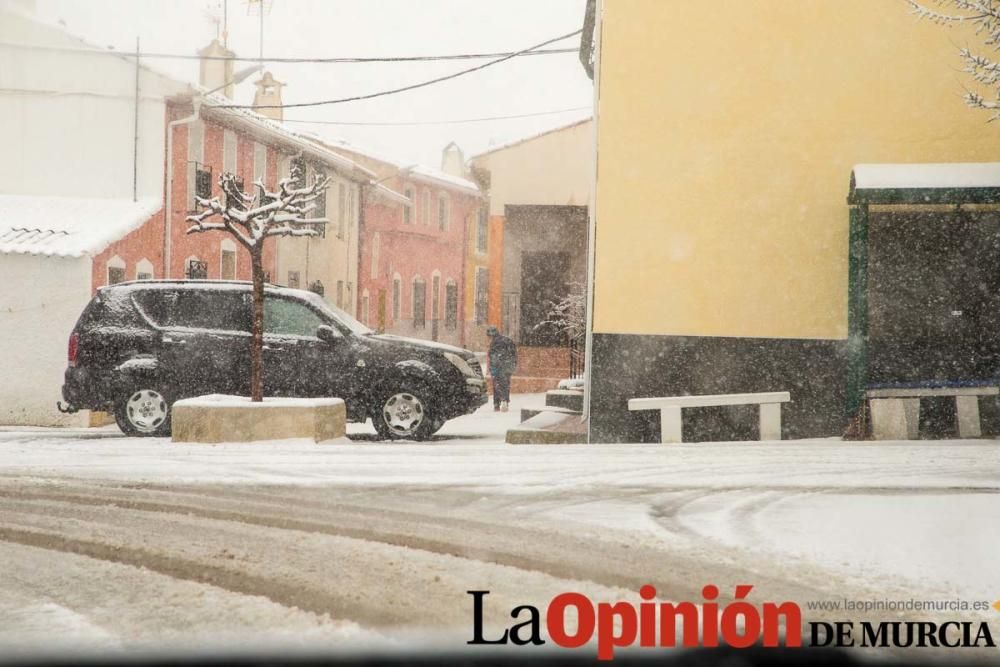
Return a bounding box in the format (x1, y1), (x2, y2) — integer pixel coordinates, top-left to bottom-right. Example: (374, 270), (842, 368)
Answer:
(0, 392), (998, 653)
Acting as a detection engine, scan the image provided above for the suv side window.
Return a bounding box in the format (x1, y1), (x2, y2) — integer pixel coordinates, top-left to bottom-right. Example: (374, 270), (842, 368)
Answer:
(138, 290), (250, 332)
(265, 297), (325, 338)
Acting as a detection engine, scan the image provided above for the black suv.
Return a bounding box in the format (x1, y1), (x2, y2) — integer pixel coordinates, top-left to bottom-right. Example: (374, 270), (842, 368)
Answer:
(61, 281), (487, 439)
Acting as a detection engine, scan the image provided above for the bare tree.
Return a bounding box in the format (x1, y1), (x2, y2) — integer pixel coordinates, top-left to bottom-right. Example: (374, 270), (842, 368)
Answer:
(534, 282), (587, 342)
(908, 0), (1000, 120)
(186, 164), (329, 401)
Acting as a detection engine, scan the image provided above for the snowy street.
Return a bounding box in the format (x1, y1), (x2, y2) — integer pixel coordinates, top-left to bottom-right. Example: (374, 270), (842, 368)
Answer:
(0, 393), (997, 656)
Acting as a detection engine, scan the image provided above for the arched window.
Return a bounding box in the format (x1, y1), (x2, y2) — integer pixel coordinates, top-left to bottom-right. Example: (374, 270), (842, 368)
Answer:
(106, 255), (126, 285)
(220, 238), (237, 280)
(403, 185), (414, 224)
(431, 270), (442, 322)
(445, 279), (458, 329)
(438, 193), (450, 231)
(412, 276), (426, 328)
(135, 258), (154, 280)
(392, 273), (402, 322)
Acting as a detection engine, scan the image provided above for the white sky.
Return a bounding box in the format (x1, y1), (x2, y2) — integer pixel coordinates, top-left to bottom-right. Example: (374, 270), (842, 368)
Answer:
(35, 0), (594, 168)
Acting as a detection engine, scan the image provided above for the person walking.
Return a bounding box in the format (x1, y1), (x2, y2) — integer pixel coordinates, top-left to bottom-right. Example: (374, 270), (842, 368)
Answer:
(487, 326), (517, 412)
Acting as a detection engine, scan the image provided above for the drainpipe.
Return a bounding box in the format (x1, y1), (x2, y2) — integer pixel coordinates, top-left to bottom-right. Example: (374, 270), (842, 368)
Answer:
(164, 98), (202, 279)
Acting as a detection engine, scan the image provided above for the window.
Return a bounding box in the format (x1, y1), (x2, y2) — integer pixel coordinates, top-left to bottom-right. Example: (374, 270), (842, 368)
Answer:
(438, 194), (449, 231)
(432, 274), (441, 320)
(412, 277), (426, 328)
(253, 142), (267, 185)
(475, 267), (489, 325)
(476, 207), (488, 254)
(370, 232), (380, 279)
(392, 275), (401, 322)
(290, 156), (307, 189)
(403, 187), (414, 224)
(422, 190), (431, 226)
(337, 183), (346, 239)
(445, 280), (458, 329)
(221, 239), (237, 280)
(313, 168), (327, 221)
(362, 291), (370, 326)
(145, 290), (250, 332)
(287, 271), (300, 289)
(107, 256), (126, 285)
(336, 280), (344, 308)
(185, 257), (208, 280)
(264, 297), (324, 337)
(186, 120), (205, 209)
(136, 258), (154, 281)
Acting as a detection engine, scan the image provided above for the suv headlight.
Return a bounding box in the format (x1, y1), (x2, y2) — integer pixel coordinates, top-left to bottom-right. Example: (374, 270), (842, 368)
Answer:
(444, 352), (477, 378)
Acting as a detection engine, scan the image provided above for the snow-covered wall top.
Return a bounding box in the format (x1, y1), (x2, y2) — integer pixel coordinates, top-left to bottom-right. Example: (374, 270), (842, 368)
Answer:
(852, 163), (1000, 190)
(0, 194), (161, 257)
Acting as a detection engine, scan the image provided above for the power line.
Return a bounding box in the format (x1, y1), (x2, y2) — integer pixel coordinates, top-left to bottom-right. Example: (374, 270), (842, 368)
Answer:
(282, 106), (591, 127)
(218, 29), (583, 111)
(0, 40), (577, 64)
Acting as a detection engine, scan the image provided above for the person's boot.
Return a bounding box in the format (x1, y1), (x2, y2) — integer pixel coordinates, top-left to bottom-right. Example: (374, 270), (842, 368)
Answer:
(500, 401), (509, 412)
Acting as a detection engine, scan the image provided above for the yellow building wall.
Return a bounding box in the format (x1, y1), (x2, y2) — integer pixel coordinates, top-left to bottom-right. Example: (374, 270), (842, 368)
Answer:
(594, 0), (1000, 340)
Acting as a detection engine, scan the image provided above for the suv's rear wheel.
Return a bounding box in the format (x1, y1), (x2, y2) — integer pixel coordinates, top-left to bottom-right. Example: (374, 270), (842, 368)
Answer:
(372, 382), (437, 441)
(116, 386), (171, 437)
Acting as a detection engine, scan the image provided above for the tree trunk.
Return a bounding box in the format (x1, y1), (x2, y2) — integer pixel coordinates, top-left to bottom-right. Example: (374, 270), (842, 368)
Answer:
(250, 248), (265, 402)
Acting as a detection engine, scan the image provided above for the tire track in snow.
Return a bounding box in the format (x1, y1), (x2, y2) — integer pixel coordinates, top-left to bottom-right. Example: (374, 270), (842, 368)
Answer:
(0, 482), (922, 618)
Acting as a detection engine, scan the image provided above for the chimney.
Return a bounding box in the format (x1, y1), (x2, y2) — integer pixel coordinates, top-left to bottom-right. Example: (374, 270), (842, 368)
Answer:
(441, 142), (465, 178)
(253, 71), (285, 121)
(198, 39), (236, 98)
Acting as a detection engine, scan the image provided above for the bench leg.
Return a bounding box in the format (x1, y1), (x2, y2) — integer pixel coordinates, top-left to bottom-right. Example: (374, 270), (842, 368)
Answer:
(870, 398), (916, 440)
(759, 403), (782, 440)
(955, 396), (982, 438)
(658, 406), (683, 443)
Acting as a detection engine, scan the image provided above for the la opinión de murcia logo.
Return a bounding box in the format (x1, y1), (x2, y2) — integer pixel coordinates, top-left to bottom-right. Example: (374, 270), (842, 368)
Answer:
(468, 586), (997, 660)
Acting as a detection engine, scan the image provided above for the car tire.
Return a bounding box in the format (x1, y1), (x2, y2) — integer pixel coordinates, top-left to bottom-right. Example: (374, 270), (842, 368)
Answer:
(115, 385), (172, 437)
(372, 381), (437, 441)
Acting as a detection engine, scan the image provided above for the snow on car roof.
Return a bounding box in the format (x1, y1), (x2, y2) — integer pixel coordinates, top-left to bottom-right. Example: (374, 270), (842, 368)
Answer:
(0, 194), (161, 258)
(852, 162), (1000, 190)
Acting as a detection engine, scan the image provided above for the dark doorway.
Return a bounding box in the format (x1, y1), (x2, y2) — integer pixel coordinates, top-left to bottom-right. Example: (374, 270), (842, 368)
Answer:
(521, 251), (570, 346)
(868, 210), (1000, 385)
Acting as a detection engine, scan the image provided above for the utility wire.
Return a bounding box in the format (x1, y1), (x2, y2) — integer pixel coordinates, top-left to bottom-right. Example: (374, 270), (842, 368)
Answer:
(0, 40), (577, 64)
(282, 106), (591, 127)
(217, 29), (583, 111)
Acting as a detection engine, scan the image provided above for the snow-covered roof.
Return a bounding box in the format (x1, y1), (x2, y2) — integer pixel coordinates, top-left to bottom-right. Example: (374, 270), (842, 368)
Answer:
(197, 90), (376, 182)
(319, 137), (481, 197)
(469, 116), (593, 161)
(0, 194), (161, 258)
(852, 163), (1000, 190)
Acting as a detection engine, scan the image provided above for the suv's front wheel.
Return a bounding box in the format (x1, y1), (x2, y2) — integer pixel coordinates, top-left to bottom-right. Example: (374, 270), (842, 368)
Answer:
(115, 386), (172, 437)
(372, 382), (438, 441)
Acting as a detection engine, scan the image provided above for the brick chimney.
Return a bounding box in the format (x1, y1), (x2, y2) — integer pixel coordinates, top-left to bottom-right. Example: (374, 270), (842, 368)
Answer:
(198, 38), (236, 98)
(252, 71), (284, 121)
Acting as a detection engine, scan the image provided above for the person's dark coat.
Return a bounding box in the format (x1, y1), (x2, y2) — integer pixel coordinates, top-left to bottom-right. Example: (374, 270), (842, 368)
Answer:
(488, 334), (518, 376)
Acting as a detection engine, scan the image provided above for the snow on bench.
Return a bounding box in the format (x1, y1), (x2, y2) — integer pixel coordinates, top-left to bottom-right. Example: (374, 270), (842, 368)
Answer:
(628, 392), (791, 443)
(865, 384), (998, 440)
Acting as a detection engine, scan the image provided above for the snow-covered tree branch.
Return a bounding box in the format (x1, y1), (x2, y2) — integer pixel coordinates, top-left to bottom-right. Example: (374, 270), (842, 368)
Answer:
(909, 0), (1000, 120)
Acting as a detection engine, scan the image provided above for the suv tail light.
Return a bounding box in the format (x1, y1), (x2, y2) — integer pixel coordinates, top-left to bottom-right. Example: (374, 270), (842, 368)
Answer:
(68, 332), (79, 368)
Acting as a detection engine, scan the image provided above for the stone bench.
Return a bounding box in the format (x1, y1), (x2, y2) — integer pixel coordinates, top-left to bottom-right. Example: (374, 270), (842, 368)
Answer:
(628, 392), (791, 443)
(866, 386), (998, 440)
(171, 395), (346, 444)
